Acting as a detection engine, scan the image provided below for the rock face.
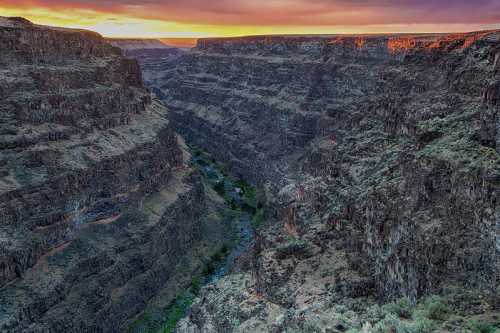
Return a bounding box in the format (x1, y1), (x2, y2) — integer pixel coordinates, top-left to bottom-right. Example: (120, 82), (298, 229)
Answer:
(134, 31), (500, 327)
(110, 38), (188, 104)
(0, 17), (230, 332)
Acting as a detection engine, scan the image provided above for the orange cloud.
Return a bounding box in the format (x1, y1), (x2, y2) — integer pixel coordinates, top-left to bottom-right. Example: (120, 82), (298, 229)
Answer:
(1, 0), (499, 38)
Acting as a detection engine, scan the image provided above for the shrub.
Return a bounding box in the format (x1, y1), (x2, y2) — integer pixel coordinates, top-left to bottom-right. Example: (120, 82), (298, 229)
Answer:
(363, 304), (385, 323)
(383, 297), (414, 319)
(416, 296), (449, 321)
(372, 314), (436, 333)
(373, 314), (405, 333)
(407, 317), (436, 333)
(469, 320), (497, 333)
(334, 304), (349, 314)
(332, 311), (353, 330)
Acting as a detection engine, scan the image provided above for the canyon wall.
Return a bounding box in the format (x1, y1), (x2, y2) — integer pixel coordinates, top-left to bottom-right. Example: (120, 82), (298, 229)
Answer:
(139, 32), (499, 306)
(0, 17), (229, 332)
(109, 38), (187, 108)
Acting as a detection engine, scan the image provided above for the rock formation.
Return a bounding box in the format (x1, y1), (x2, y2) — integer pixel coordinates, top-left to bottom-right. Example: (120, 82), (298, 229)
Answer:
(0, 17), (230, 332)
(128, 32), (500, 331)
(109, 38), (188, 105)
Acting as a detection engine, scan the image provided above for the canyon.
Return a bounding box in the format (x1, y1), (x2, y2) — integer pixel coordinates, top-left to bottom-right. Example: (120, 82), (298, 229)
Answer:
(0, 16), (498, 333)
(124, 33), (500, 332)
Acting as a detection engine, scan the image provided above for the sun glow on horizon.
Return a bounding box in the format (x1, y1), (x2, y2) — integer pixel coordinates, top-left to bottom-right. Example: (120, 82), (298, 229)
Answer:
(1, 5), (499, 39)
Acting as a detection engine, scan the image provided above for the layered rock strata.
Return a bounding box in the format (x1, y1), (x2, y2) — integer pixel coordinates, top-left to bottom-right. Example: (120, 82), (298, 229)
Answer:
(0, 17), (229, 332)
(108, 38), (187, 101)
(136, 31), (500, 314)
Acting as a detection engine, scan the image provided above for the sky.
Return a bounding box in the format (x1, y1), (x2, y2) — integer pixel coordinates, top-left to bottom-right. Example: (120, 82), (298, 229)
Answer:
(1, 0), (499, 40)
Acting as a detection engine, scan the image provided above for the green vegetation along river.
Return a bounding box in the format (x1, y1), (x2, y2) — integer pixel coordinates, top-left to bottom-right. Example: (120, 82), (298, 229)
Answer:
(154, 148), (261, 333)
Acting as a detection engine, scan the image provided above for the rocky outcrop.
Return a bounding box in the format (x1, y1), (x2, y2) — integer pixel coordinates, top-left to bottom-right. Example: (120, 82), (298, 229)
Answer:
(137, 30), (500, 318)
(0, 17), (230, 332)
(0, 17), (120, 65)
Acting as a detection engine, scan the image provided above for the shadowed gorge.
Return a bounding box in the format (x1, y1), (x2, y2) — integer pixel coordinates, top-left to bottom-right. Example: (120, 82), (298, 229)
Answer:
(0, 14), (499, 333)
(125, 32), (500, 332)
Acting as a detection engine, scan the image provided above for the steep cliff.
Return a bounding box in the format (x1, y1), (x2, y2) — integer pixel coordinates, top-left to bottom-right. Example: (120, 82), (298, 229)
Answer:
(0, 17), (230, 332)
(132, 32), (500, 331)
(109, 38), (187, 106)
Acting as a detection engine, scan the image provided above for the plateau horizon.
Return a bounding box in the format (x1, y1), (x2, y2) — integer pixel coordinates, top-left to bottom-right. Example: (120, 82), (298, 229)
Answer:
(1, 0), (499, 39)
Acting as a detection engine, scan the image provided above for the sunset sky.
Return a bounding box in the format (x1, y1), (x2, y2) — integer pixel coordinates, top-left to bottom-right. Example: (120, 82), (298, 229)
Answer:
(1, 0), (499, 39)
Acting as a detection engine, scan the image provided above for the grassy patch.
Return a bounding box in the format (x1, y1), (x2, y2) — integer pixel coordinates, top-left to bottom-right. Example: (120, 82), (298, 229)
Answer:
(415, 296), (449, 321)
(468, 320), (499, 333)
(372, 313), (436, 333)
(363, 295), (456, 333)
(383, 297), (414, 319)
(407, 317), (437, 333)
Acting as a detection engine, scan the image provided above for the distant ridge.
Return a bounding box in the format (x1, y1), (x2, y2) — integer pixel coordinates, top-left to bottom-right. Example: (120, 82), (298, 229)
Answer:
(107, 38), (172, 50)
(159, 38), (198, 48)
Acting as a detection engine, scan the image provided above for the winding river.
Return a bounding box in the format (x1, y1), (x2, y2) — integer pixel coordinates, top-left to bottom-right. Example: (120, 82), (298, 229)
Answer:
(148, 150), (258, 333)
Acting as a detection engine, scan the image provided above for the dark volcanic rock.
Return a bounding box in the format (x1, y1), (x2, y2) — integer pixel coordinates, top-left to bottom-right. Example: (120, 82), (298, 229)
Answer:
(141, 32), (500, 306)
(109, 38), (188, 102)
(0, 17), (230, 332)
